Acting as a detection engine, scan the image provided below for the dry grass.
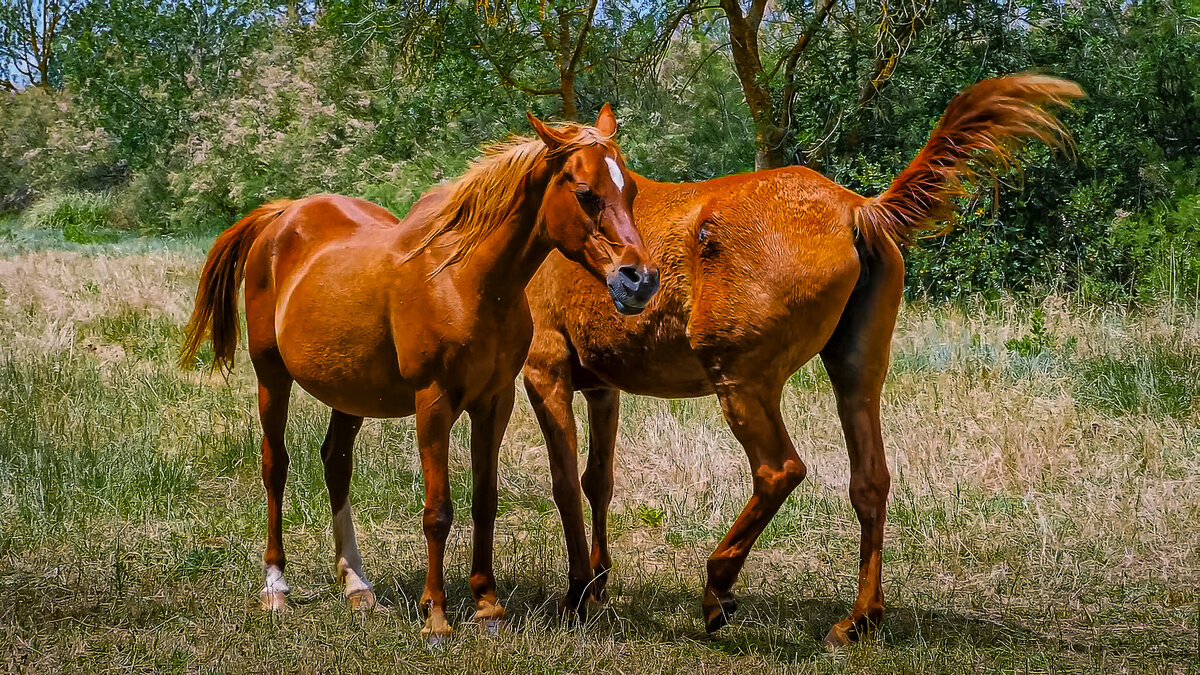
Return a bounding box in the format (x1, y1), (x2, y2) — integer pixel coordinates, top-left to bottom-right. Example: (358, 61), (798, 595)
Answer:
(0, 236), (1197, 673)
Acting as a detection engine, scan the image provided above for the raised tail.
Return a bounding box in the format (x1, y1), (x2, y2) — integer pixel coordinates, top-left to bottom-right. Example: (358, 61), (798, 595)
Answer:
(856, 73), (1084, 250)
(179, 200), (293, 370)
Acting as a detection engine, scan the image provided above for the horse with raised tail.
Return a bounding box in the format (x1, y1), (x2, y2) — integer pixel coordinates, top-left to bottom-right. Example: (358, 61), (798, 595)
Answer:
(522, 74), (1083, 646)
(180, 106), (659, 641)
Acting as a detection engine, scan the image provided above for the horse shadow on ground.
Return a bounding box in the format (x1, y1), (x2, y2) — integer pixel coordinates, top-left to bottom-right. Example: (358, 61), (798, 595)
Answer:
(4, 565), (1191, 665)
(365, 567), (1188, 664)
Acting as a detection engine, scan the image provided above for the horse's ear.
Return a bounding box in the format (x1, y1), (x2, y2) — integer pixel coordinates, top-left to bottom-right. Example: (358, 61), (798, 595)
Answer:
(595, 103), (618, 137)
(527, 111), (573, 150)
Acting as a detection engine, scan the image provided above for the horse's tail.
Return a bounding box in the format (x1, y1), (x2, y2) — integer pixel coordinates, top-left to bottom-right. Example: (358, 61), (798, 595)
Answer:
(855, 74), (1083, 251)
(179, 200), (294, 371)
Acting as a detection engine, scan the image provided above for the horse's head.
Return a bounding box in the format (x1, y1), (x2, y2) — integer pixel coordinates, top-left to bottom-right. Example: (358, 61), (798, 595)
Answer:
(529, 105), (659, 315)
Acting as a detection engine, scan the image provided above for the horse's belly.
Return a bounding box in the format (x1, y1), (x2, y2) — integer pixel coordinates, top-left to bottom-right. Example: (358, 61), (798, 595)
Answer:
(294, 376), (417, 419)
(576, 338), (713, 398)
(275, 298), (417, 418)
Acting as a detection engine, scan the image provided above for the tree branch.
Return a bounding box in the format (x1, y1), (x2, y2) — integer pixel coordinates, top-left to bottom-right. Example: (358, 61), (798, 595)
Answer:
(856, 0), (934, 107)
(746, 0), (767, 33)
(567, 0), (598, 73)
(766, 0), (837, 82)
(475, 37), (562, 97)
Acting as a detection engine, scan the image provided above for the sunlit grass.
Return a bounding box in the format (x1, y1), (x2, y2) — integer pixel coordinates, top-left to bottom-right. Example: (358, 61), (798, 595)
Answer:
(0, 238), (1197, 673)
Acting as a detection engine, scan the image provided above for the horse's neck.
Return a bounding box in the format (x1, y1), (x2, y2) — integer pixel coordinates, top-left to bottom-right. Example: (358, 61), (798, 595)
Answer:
(454, 180), (552, 308)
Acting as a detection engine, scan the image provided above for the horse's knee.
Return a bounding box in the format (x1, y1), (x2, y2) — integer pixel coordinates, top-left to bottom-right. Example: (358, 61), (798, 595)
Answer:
(423, 500), (453, 541)
(849, 466), (890, 514)
(261, 447), (289, 486)
(753, 457), (807, 501)
(581, 464), (612, 505)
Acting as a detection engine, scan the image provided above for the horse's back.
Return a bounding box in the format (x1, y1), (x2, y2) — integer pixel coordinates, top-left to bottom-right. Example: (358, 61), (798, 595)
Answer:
(685, 167), (863, 345)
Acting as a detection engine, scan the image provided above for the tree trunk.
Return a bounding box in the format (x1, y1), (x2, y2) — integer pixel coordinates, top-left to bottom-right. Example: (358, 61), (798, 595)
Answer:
(721, 0), (787, 169)
(754, 125), (786, 170)
(560, 68), (577, 121)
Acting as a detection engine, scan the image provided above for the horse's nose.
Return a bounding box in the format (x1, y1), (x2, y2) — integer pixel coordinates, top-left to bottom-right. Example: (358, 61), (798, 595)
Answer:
(617, 264), (660, 307)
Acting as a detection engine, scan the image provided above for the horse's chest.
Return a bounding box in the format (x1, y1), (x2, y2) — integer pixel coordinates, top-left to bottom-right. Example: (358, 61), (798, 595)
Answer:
(436, 306), (533, 387)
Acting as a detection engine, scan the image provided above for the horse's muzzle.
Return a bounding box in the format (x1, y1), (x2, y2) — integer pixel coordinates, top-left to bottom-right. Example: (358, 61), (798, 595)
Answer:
(607, 264), (660, 315)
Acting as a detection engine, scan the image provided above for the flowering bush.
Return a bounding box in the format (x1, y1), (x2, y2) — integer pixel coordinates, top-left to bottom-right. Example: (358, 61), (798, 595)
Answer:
(0, 89), (120, 212)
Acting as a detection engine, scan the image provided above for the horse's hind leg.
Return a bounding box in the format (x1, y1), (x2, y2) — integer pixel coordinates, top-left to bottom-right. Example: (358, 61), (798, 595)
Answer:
(320, 409), (374, 609)
(818, 245), (903, 647)
(581, 387), (619, 601)
(255, 370), (293, 611)
(466, 384), (515, 631)
(701, 377), (807, 633)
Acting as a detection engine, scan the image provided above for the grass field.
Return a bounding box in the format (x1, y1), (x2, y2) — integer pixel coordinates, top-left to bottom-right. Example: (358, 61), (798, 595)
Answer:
(0, 229), (1197, 673)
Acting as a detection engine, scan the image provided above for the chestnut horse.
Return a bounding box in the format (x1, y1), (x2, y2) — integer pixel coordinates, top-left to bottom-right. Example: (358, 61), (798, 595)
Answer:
(179, 106), (659, 640)
(523, 75), (1083, 646)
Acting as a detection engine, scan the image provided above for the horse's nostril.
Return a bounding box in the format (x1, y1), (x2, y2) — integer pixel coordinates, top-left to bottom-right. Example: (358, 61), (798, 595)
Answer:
(646, 269), (660, 291)
(618, 265), (641, 285)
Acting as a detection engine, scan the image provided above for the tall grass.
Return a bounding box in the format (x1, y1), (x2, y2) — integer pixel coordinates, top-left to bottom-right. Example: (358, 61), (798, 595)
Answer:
(21, 191), (121, 244)
(0, 241), (1196, 673)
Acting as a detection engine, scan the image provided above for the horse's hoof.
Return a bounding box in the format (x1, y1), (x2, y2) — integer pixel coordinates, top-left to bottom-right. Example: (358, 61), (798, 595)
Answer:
(421, 613), (452, 647)
(421, 627), (452, 648)
(471, 602), (506, 627)
(346, 588), (377, 611)
(823, 611), (880, 648)
(481, 619), (502, 635)
(558, 596), (588, 624)
(823, 624), (853, 649)
(702, 594), (736, 633)
(260, 591), (288, 612)
(426, 633), (449, 648)
(590, 566), (610, 603)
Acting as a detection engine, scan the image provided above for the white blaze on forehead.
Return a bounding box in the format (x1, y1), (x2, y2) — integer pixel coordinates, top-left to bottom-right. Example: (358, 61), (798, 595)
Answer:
(605, 156), (625, 192)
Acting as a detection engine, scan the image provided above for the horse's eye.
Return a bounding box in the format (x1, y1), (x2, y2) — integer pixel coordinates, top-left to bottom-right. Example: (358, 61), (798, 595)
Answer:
(576, 189), (601, 210)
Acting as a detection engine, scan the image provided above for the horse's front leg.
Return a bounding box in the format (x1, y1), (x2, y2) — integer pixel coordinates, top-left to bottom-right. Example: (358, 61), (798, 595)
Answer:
(701, 377), (808, 633)
(522, 346), (594, 619)
(466, 384), (515, 632)
(415, 385), (456, 644)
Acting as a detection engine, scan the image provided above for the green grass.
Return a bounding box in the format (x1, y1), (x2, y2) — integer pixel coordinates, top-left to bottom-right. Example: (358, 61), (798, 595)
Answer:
(1074, 343), (1200, 420)
(22, 191), (122, 244)
(0, 237), (1197, 673)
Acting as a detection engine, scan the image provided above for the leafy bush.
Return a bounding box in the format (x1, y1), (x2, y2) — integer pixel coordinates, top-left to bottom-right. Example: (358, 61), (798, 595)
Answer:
(0, 88), (62, 212)
(0, 88), (123, 212)
(1105, 187), (1200, 305)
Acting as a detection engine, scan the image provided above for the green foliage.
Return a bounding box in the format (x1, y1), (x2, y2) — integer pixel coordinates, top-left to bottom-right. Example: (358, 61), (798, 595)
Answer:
(1005, 309), (1065, 357)
(636, 503), (665, 528)
(61, 0), (276, 167)
(22, 191), (119, 243)
(1105, 188), (1200, 305)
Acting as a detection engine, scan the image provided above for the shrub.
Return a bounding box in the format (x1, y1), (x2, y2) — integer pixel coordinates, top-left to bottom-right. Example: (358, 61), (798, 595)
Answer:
(0, 88), (124, 213)
(0, 88), (62, 212)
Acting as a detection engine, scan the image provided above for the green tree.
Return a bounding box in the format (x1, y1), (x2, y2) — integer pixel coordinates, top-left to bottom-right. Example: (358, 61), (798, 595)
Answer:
(0, 0), (80, 88)
(60, 0), (277, 165)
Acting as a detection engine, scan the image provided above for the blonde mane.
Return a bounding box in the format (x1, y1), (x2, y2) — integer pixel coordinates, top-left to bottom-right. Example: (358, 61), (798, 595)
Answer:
(407, 122), (618, 273)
